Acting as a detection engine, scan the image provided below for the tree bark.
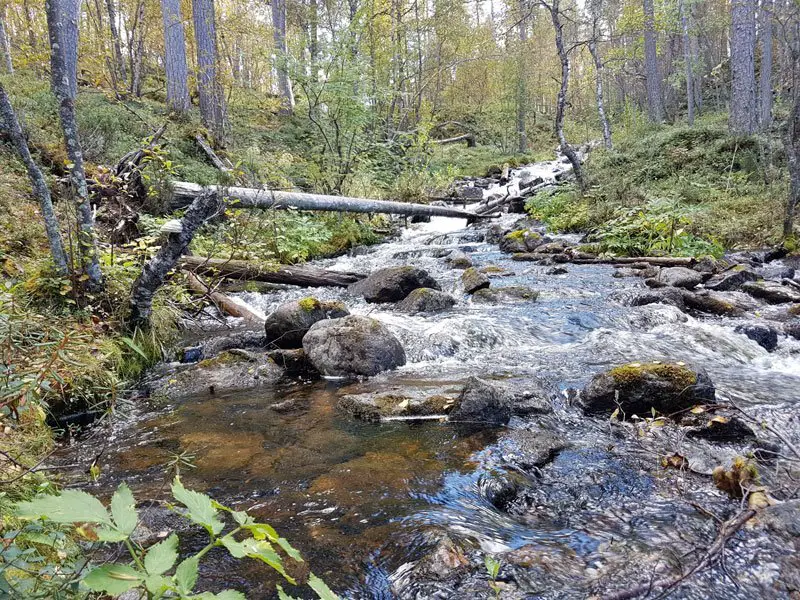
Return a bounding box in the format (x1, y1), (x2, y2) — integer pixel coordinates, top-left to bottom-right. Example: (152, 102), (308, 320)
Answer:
(169, 181), (489, 221)
(180, 256), (366, 287)
(0, 82), (69, 275)
(642, 0), (664, 122)
(46, 0), (104, 290)
(730, 0), (757, 134)
(129, 192), (223, 326)
(0, 6), (13, 74)
(130, 0), (146, 97)
(680, 0), (694, 126)
(758, 0), (774, 130)
(104, 0), (127, 86)
(192, 0), (226, 143)
(589, 38), (612, 148)
(516, 0), (528, 153)
(785, 67), (800, 238)
(272, 0), (295, 115)
(160, 0), (191, 113)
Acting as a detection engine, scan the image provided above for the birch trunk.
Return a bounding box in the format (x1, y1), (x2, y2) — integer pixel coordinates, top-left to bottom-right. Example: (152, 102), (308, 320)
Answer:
(730, 0), (757, 134)
(786, 57), (800, 238)
(516, 0), (528, 153)
(0, 82), (68, 274)
(0, 6), (13, 74)
(680, 0), (694, 126)
(588, 38), (612, 148)
(642, 0), (664, 122)
(104, 0), (127, 86)
(46, 0), (104, 290)
(272, 0), (295, 115)
(758, 0), (773, 130)
(192, 0), (226, 142)
(160, 0), (191, 113)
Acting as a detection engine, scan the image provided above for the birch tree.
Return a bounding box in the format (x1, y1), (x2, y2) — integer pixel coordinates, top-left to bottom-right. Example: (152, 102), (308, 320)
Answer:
(516, 0), (528, 153)
(161, 0), (191, 113)
(729, 0), (757, 134)
(587, 0), (612, 148)
(272, 0), (295, 115)
(642, 0), (664, 122)
(0, 3), (13, 74)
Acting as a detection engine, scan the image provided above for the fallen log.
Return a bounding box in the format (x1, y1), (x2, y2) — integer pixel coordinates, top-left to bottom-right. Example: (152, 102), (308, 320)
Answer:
(432, 133), (476, 147)
(185, 271), (264, 324)
(570, 256), (696, 267)
(180, 256), (366, 288)
(169, 181), (489, 222)
(194, 134), (232, 173)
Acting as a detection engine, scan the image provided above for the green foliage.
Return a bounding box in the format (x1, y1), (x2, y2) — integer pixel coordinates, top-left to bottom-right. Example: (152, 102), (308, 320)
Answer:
(526, 188), (591, 233)
(8, 478), (339, 599)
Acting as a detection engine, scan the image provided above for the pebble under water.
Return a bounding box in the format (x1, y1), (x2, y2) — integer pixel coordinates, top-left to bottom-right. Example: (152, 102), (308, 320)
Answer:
(57, 160), (800, 599)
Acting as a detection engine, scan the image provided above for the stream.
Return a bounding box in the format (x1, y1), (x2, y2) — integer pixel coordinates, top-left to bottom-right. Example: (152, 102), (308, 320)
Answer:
(57, 158), (800, 599)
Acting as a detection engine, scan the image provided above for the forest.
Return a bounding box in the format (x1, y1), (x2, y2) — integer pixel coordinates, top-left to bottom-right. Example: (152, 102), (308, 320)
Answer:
(1, 0), (800, 597)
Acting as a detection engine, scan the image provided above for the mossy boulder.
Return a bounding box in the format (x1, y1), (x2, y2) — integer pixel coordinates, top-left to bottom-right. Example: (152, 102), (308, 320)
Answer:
(348, 266), (440, 303)
(499, 229), (548, 254)
(397, 288), (457, 314)
(461, 267), (490, 294)
(264, 297), (349, 348)
(446, 250), (473, 269)
(580, 362), (715, 417)
(302, 315), (406, 377)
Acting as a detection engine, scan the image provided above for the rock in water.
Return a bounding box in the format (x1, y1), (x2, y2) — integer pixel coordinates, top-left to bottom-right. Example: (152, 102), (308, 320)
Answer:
(704, 266), (759, 291)
(446, 250), (473, 269)
(734, 323), (779, 351)
(264, 297), (349, 348)
(461, 267), (490, 294)
(397, 288), (457, 314)
(499, 229), (547, 253)
(580, 362), (715, 417)
(654, 266), (705, 289)
(742, 281), (800, 304)
(348, 266), (440, 303)
(449, 376), (512, 425)
(302, 315), (406, 377)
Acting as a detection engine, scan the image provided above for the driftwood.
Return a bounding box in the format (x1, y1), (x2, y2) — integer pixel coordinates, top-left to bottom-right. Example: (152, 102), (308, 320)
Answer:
(180, 256), (366, 288)
(185, 271), (264, 324)
(194, 133), (232, 173)
(169, 181), (488, 221)
(433, 133), (476, 147)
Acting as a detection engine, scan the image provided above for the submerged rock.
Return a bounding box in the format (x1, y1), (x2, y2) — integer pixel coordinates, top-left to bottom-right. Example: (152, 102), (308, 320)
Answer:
(498, 428), (567, 471)
(302, 315), (406, 377)
(580, 362), (715, 417)
(397, 287), (457, 314)
(264, 297), (349, 348)
(348, 266), (440, 303)
(338, 391), (455, 421)
(734, 323), (779, 351)
(449, 376), (512, 426)
(686, 415), (757, 443)
(461, 268), (490, 294)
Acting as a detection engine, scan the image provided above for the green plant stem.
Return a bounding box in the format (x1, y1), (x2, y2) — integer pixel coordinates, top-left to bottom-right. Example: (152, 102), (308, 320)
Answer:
(124, 538), (146, 572)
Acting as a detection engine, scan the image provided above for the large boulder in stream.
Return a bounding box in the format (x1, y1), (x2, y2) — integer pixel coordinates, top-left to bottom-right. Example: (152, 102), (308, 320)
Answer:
(734, 323), (779, 351)
(397, 288), (456, 314)
(264, 297), (349, 348)
(742, 281), (800, 304)
(461, 268), (490, 294)
(302, 315), (406, 377)
(580, 362), (715, 417)
(348, 266), (440, 303)
(449, 377), (513, 426)
(499, 229), (547, 254)
(647, 267), (705, 290)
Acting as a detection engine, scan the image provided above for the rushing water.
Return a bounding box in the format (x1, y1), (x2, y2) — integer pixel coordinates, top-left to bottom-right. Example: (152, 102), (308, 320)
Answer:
(58, 160), (800, 598)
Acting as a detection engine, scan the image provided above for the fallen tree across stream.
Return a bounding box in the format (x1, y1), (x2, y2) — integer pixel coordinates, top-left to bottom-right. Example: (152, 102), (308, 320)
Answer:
(180, 256), (366, 287)
(169, 181), (489, 222)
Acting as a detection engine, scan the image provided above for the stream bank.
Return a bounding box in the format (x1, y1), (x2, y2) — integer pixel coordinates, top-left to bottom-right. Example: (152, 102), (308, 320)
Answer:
(56, 158), (800, 599)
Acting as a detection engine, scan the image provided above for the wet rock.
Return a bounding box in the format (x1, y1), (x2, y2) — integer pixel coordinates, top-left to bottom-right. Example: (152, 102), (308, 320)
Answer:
(267, 348), (318, 377)
(742, 281), (800, 304)
(537, 241), (571, 254)
(471, 286), (539, 304)
(652, 266), (705, 289)
(479, 265), (514, 277)
(686, 415), (757, 443)
(683, 291), (748, 316)
(734, 323), (779, 351)
(628, 287), (690, 310)
(507, 384), (552, 416)
(499, 229), (547, 253)
(760, 500), (800, 538)
(757, 265), (796, 280)
(264, 297), (349, 349)
(694, 257), (723, 274)
(201, 330), (268, 357)
(580, 362), (715, 417)
(181, 346), (203, 363)
(302, 315), (406, 377)
(449, 377), (512, 426)
(461, 268), (490, 294)
(785, 321), (800, 340)
(409, 535), (470, 581)
(397, 288), (457, 314)
(547, 266), (568, 275)
(348, 266), (441, 303)
(338, 391), (455, 421)
(478, 472), (524, 510)
(613, 267), (657, 279)
(485, 223), (509, 244)
(446, 250), (472, 269)
(270, 399), (298, 412)
(458, 230), (485, 243)
(498, 429), (567, 471)
(704, 266), (759, 291)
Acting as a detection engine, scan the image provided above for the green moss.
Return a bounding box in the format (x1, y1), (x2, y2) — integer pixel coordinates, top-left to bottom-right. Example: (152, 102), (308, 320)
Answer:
(788, 304), (800, 316)
(298, 297), (321, 312)
(609, 362), (698, 389)
(504, 230), (526, 242)
(197, 351), (241, 369)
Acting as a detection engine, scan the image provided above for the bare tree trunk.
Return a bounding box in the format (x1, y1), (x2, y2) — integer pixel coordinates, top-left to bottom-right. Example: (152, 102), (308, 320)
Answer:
(786, 56), (800, 239)
(680, 0), (694, 126)
(308, 0), (318, 75)
(730, 0), (757, 134)
(46, 0), (104, 290)
(271, 0), (294, 115)
(542, 0), (584, 191)
(192, 0), (226, 142)
(0, 6), (13, 74)
(642, 0), (664, 122)
(104, 0), (127, 86)
(589, 39), (612, 148)
(160, 0), (191, 113)
(22, 0), (37, 51)
(0, 82), (68, 274)
(130, 0), (145, 97)
(516, 0), (528, 153)
(758, 0), (774, 130)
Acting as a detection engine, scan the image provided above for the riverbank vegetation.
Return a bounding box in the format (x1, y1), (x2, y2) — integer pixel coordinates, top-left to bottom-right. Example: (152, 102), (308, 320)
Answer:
(1, 0), (799, 595)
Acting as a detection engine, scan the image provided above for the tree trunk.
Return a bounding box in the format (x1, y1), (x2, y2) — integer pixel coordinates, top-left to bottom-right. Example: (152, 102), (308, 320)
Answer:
(192, 0), (226, 143)
(730, 0), (757, 134)
(22, 0), (37, 51)
(680, 0), (694, 126)
(589, 38), (612, 148)
(161, 0), (191, 113)
(180, 256), (367, 287)
(104, 0), (127, 86)
(785, 68), (800, 238)
(130, 0), (146, 97)
(169, 181), (488, 221)
(129, 192), (223, 326)
(516, 0), (528, 153)
(308, 0), (318, 74)
(272, 0), (295, 115)
(184, 271), (265, 324)
(543, 0), (585, 191)
(46, 0), (104, 290)
(0, 82), (68, 274)
(642, 0), (664, 122)
(0, 6), (13, 74)
(758, 0), (774, 130)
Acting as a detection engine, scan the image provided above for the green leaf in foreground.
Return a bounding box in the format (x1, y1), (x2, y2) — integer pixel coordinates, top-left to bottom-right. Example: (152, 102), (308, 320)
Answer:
(175, 555), (199, 595)
(171, 476), (224, 534)
(144, 533), (179, 576)
(82, 564), (144, 595)
(110, 483), (138, 536)
(15, 490), (111, 525)
(308, 572), (339, 600)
